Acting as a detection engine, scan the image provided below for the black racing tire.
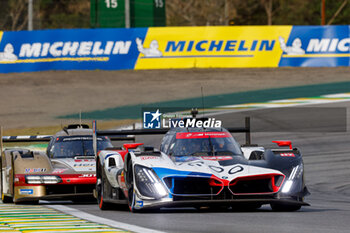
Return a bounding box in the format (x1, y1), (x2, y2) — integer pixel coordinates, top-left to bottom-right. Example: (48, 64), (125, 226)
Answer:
(15, 200), (39, 205)
(270, 203), (302, 212)
(128, 185), (136, 212)
(96, 162), (110, 210)
(1, 194), (13, 203)
(1, 156), (13, 203)
(126, 161), (139, 213)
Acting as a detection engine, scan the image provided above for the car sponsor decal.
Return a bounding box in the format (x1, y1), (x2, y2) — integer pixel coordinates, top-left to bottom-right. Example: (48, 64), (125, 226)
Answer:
(135, 201), (144, 208)
(58, 159), (96, 172)
(25, 168), (47, 173)
(19, 189), (33, 195)
(79, 174), (96, 178)
(176, 132), (231, 139)
(63, 137), (92, 141)
(73, 163), (95, 167)
(74, 159), (94, 162)
(71, 162), (95, 172)
(52, 168), (68, 174)
(140, 156), (159, 160)
(174, 156), (199, 163)
(202, 156), (232, 161)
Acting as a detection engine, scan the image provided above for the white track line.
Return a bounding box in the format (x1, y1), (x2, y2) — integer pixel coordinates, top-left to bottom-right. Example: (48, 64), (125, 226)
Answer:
(204, 98), (350, 118)
(46, 205), (166, 233)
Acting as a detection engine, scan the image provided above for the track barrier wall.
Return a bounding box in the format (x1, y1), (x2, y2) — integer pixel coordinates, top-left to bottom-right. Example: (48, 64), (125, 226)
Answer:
(0, 26), (349, 73)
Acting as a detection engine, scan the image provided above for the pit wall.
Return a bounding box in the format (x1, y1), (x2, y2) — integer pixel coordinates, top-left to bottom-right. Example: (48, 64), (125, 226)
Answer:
(0, 26), (349, 73)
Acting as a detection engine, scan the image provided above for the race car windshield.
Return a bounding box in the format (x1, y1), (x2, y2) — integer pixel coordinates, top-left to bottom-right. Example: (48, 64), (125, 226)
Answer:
(51, 136), (112, 158)
(169, 132), (242, 157)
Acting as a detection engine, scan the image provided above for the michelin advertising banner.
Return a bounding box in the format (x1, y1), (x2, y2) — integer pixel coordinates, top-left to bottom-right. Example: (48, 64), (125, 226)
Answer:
(0, 28), (147, 73)
(0, 26), (349, 73)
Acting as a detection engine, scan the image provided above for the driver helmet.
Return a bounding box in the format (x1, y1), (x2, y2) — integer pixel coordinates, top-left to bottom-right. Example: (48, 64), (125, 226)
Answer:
(189, 141), (202, 154)
(215, 138), (225, 149)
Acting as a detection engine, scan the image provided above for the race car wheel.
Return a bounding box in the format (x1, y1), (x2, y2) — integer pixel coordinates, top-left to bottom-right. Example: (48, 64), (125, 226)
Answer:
(1, 176), (13, 203)
(1, 194), (13, 203)
(96, 163), (110, 210)
(128, 186), (136, 212)
(126, 161), (138, 213)
(14, 199), (39, 205)
(1, 158), (13, 203)
(270, 203), (302, 212)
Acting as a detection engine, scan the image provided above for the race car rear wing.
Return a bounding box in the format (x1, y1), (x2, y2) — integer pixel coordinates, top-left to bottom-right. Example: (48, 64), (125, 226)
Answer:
(1, 135), (52, 143)
(1, 135), (135, 143)
(92, 117), (252, 156)
(0, 127), (51, 158)
(0, 126), (136, 164)
(1, 132), (134, 148)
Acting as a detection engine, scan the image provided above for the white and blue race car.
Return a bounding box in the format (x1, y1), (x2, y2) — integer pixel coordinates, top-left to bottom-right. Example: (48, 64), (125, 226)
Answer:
(94, 121), (309, 212)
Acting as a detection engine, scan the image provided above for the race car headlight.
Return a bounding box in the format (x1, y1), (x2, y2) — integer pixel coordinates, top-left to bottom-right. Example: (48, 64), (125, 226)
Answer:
(281, 164), (304, 193)
(281, 180), (293, 193)
(25, 175), (62, 184)
(134, 165), (167, 199)
(288, 164), (303, 180)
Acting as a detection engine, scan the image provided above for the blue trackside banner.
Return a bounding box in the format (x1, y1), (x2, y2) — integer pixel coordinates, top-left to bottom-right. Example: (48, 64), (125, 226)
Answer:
(279, 26), (350, 67)
(0, 26), (348, 73)
(0, 28), (148, 73)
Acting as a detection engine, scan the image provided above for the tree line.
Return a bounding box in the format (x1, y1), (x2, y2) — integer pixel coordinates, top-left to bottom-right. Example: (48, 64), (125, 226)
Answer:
(0, 0), (348, 31)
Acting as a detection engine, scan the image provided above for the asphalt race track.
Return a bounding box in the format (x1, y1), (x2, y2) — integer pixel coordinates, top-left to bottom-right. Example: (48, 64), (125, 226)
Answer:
(48, 101), (350, 233)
